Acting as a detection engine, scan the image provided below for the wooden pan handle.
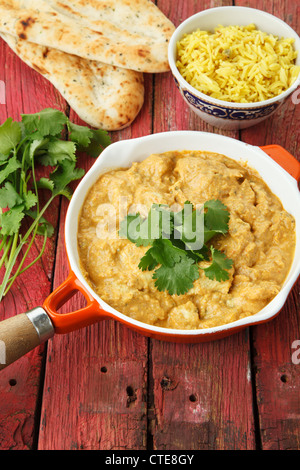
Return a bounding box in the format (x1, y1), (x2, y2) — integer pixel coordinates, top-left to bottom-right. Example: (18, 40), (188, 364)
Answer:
(0, 308), (55, 370)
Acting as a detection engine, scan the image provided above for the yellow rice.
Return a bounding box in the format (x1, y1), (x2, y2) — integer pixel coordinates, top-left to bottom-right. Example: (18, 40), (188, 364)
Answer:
(176, 24), (300, 103)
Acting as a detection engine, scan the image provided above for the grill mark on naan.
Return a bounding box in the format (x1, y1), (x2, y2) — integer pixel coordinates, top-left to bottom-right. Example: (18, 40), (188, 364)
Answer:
(1, 32), (145, 130)
(0, 0), (175, 73)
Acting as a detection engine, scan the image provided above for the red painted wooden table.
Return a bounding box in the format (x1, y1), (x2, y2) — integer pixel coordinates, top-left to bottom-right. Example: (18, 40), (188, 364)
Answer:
(0, 0), (299, 451)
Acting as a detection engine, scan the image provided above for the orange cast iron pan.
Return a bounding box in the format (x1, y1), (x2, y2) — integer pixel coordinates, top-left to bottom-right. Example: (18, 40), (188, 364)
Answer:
(0, 139), (299, 370)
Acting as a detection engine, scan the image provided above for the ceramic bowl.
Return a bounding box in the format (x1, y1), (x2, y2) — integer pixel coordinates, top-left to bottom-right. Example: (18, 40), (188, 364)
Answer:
(168, 7), (300, 130)
(2, 132), (299, 373)
(43, 131), (300, 343)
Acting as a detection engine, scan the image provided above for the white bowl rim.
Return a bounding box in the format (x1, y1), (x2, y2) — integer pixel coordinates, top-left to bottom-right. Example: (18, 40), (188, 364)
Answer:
(168, 6), (300, 109)
(65, 131), (300, 337)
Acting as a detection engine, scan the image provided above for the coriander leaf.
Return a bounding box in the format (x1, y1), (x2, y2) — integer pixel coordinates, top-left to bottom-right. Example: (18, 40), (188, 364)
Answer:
(120, 199), (233, 295)
(153, 255), (199, 296)
(38, 140), (76, 166)
(167, 236), (206, 262)
(36, 177), (54, 192)
(0, 152), (9, 163)
(0, 182), (23, 208)
(138, 249), (159, 271)
(204, 199), (230, 234)
(0, 108), (109, 303)
(23, 190), (38, 210)
(150, 204), (174, 239)
(182, 242), (210, 262)
(147, 238), (186, 267)
(132, 216), (154, 247)
(0, 155), (21, 185)
(28, 138), (49, 163)
(68, 121), (94, 147)
(81, 129), (112, 158)
(0, 118), (22, 156)
(135, 206), (173, 247)
(119, 212), (154, 247)
(175, 204), (205, 251)
(202, 247), (233, 282)
(203, 227), (220, 244)
(119, 206), (173, 247)
(141, 239), (197, 295)
(0, 205), (25, 236)
(37, 219), (54, 238)
(50, 159), (85, 198)
(21, 108), (68, 137)
(173, 201), (218, 249)
(172, 200), (194, 226)
(119, 214), (142, 243)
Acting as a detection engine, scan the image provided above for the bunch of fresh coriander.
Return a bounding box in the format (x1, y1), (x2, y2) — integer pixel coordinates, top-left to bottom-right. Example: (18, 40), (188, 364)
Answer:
(119, 200), (233, 295)
(0, 108), (111, 302)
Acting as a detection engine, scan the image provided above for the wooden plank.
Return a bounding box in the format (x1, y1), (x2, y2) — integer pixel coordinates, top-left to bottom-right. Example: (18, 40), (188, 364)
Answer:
(37, 76), (153, 449)
(1, 0), (298, 451)
(149, 333), (255, 450)
(0, 39), (67, 449)
(236, 0), (300, 450)
(147, 0), (256, 451)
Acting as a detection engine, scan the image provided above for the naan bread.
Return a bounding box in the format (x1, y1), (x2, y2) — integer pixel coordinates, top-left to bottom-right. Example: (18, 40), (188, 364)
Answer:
(1, 33), (145, 130)
(0, 0), (175, 73)
(44, 0), (174, 43)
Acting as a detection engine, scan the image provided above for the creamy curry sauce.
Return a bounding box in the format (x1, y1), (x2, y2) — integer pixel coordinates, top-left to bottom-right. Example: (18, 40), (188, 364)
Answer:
(77, 151), (295, 329)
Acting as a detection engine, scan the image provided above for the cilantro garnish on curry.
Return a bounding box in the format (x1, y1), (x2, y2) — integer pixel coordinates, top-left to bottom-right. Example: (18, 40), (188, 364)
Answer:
(119, 199), (233, 295)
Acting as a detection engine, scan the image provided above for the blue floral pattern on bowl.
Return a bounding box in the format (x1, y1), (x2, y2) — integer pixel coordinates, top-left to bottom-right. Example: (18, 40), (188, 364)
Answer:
(173, 76), (280, 121)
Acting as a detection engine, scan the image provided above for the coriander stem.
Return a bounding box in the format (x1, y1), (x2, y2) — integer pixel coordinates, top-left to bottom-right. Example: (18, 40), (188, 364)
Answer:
(4, 143), (41, 289)
(0, 235), (7, 254)
(6, 231), (19, 270)
(23, 195), (55, 241)
(4, 228), (48, 296)
(20, 142), (30, 197)
(15, 135), (30, 155)
(4, 223), (39, 292)
(0, 196), (55, 302)
(31, 148), (39, 213)
(0, 236), (12, 270)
